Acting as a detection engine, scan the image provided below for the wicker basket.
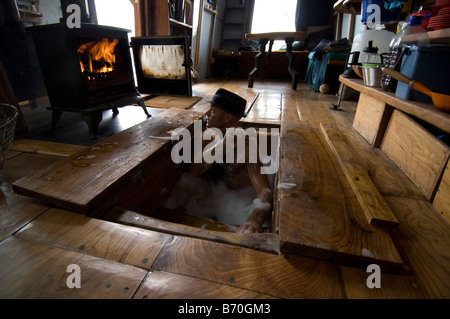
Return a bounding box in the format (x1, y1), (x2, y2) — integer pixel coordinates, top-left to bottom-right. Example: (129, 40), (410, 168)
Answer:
(0, 103), (18, 169)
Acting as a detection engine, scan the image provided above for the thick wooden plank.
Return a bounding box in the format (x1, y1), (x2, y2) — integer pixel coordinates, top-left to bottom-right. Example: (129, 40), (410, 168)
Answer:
(277, 120), (403, 272)
(12, 108), (205, 217)
(341, 76), (450, 134)
(11, 138), (86, 157)
(342, 195), (450, 299)
(340, 266), (428, 298)
(0, 237), (147, 298)
(134, 270), (276, 299)
(104, 207), (280, 254)
(16, 208), (170, 269)
(280, 93), (300, 123)
(433, 160), (450, 225)
(320, 123), (399, 227)
(381, 110), (450, 200)
(352, 93), (393, 147)
(386, 196), (450, 298)
(152, 235), (342, 299)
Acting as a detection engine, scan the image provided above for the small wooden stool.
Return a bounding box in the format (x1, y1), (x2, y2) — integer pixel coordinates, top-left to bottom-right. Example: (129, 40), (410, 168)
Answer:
(245, 31), (307, 90)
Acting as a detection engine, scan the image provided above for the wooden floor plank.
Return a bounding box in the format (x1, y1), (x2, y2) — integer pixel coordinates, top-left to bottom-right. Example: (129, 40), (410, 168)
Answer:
(0, 152), (60, 241)
(12, 108), (205, 217)
(241, 91), (282, 127)
(0, 183), (49, 241)
(152, 235), (342, 299)
(134, 270), (276, 299)
(16, 208), (171, 269)
(277, 120), (403, 272)
(11, 138), (87, 157)
(0, 152), (61, 185)
(386, 196), (450, 298)
(0, 237), (147, 298)
(340, 266), (428, 299)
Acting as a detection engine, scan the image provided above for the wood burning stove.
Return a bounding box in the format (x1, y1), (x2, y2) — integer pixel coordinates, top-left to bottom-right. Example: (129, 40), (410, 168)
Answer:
(28, 23), (191, 139)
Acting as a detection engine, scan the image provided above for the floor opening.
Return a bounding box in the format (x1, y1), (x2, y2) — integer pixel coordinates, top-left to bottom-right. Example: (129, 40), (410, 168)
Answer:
(104, 125), (281, 254)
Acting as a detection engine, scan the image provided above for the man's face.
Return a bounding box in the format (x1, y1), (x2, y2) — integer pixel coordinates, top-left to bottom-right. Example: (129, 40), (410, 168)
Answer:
(207, 105), (227, 130)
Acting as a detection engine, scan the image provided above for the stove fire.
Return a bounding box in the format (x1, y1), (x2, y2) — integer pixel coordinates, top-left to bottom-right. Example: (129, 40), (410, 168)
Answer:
(75, 37), (133, 97)
(77, 38), (119, 80)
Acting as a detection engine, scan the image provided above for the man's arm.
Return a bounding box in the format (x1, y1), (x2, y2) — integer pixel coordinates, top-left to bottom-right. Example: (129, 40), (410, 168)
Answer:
(238, 162), (273, 233)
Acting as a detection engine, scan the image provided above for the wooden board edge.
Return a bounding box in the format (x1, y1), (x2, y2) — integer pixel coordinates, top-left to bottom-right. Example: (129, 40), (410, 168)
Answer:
(279, 240), (404, 274)
(103, 206), (281, 255)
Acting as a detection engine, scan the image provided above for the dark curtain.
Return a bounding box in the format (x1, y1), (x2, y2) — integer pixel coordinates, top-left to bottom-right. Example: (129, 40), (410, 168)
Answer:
(295, 0), (334, 32)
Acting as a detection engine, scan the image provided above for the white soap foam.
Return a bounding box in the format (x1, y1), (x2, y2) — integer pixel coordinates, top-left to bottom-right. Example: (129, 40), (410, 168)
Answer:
(163, 172), (275, 227)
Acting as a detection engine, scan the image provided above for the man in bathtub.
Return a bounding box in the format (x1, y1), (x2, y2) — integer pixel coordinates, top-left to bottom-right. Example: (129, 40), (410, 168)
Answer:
(168, 88), (274, 233)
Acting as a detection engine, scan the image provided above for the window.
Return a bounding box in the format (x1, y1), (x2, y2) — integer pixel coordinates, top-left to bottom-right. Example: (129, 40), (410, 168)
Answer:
(250, 0), (298, 50)
(95, 0), (135, 38)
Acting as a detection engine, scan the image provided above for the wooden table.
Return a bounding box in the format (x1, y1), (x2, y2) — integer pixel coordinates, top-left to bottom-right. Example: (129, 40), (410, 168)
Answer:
(245, 31), (307, 90)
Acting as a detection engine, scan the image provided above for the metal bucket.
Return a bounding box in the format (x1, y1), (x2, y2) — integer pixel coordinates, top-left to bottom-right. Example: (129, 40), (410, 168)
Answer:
(362, 64), (384, 87)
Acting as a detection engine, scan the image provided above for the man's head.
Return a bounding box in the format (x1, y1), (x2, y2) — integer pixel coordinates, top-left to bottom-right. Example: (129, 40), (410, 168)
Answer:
(207, 88), (247, 132)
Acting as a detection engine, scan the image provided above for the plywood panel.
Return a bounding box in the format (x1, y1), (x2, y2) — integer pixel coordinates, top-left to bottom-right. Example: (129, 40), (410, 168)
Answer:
(353, 93), (393, 147)
(433, 159), (450, 225)
(152, 235), (342, 299)
(0, 237), (147, 298)
(381, 110), (450, 200)
(134, 270), (276, 299)
(12, 108), (205, 217)
(277, 120), (403, 272)
(16, 208), (170, 269)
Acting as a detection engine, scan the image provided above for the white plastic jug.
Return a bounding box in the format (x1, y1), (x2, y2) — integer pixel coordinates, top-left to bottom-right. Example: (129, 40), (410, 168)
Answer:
(351, 29), (395, 64)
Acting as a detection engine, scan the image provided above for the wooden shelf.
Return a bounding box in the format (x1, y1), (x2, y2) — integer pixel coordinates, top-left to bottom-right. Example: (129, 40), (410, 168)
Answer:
(169, 18), (192, 29)
(340, 76), (450, 134)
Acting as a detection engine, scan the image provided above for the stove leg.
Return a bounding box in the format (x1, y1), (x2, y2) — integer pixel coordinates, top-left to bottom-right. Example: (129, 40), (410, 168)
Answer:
(139, 99), (151, 117)
(82, 111), (102, 139)
(112, 107), (119, 116)
(50, 110), (63, 133)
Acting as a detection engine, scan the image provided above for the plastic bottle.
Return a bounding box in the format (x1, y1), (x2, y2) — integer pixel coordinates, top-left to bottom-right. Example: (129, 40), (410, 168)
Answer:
(381, 15), (430, 92)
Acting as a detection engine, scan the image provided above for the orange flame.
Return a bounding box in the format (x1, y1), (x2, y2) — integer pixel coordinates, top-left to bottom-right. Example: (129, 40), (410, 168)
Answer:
(78, 38), (119, 74)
